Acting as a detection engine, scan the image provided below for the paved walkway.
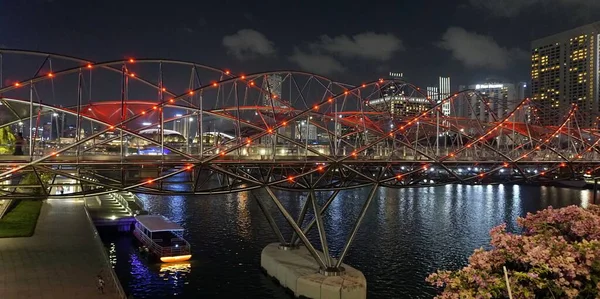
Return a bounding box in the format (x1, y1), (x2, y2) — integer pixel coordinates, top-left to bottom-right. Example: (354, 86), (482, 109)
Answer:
(0, 198), (124, 299)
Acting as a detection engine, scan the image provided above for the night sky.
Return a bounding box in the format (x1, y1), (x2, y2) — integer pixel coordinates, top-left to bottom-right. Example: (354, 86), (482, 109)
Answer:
(1, 0), (600, 89)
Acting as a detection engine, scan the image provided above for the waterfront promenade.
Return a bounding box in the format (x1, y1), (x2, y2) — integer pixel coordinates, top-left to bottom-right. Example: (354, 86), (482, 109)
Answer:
(0, 198), (123, 298)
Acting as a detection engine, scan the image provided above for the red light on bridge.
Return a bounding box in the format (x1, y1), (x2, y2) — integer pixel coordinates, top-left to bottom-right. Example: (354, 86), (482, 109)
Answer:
(328, 98), (333, 103)
(422, 165), (428, 170)
(225, 70), (230, 75)
(48, 73), (54, 77)
(282, 121), (287, 126)
(361, 84), (366, 88)
(219, 152), (225, 157)
(141, 111), (146, 115)
(146, 179), (153, 184)
(212, 82), (218, 87)
(560, 163), (566, 167)
(189, 90), (195, 95)
(479, 174), (485, 178)
(51, 152), (57, 156)
(14, 82), (20, 87)
(287, 176), (294, 182)
(87, 64), (93, 69)
(344, 91), (348, 95)
(241, 75), (246, 79)
(267, 128), (273, 134)
(109, 126), (115, 130)
(540, 172), (545, 176)
(272, 95), (278, 99)
(449, 153), (455, 157)
(153, 106), (158, 110)
(130, 73), (135, 77)
(317, 166), (324, 172)
(169, 99), (174, 103)
(250, 81), (255, 86)
(129, 58), (135, 63)
(503, 163), (509, 167)
(351, 152), (357, 157)
(185, 165), (193, 171)
(246, 139), (252, 144)
(88, 108), (92, 111)
(396, 174), (402, 180)
(577, 155), (583, 159)
(313, 105), (319, 110)
(161, 87), (166, 92)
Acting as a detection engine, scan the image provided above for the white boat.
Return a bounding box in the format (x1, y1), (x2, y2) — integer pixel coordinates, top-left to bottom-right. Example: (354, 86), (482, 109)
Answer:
(133, 215), (191, 263)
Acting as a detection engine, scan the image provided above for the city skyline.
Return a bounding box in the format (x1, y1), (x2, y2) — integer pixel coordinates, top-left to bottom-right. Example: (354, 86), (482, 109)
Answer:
(1, 0), (599, 91)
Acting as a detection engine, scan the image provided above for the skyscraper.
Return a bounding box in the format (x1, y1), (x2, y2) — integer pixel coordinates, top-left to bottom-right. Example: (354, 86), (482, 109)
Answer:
(426, 77), (451, 116)
(260, 74), (291, 145)
(531, 21), (600, 127)
(458, 82), (518, 122)
(438, 77), (451, 116)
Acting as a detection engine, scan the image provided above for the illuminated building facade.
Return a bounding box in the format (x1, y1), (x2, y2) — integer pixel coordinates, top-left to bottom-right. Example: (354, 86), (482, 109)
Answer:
(531, 21), (600, 127)
(368, 96), (432, 119)
(426, 77), (451, 116)
(458, 83), (518, 122)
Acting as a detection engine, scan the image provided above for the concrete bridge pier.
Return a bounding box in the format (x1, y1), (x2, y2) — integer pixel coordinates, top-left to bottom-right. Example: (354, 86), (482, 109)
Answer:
(255, 185), (376, 299)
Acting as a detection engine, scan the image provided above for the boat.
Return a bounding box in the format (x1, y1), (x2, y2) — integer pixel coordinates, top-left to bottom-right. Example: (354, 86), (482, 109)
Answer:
(133, 215), (192, 263)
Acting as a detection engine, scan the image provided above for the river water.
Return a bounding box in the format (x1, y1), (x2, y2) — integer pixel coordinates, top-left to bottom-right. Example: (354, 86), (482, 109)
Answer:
(100, 184), (594, 298)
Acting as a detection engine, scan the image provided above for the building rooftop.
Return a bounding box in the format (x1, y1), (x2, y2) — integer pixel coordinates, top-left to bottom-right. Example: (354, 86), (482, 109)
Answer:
(532, 21), (600, 47)
(135, 215), (184, 232)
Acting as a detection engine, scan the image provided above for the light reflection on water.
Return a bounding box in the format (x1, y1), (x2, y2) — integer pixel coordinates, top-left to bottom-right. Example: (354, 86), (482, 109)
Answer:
(104, 184), (592, 298)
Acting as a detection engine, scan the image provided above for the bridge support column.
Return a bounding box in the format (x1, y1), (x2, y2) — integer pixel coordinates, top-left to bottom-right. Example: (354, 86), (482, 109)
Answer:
(257, 185), (374, 299)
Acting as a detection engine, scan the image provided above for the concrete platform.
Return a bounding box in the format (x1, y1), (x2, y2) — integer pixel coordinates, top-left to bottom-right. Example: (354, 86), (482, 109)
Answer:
(261, 243), (366, 299)
(0, 198), (124, 298)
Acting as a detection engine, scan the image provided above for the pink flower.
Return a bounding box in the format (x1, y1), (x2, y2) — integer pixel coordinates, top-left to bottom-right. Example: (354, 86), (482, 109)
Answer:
(428, 204), (600, 298)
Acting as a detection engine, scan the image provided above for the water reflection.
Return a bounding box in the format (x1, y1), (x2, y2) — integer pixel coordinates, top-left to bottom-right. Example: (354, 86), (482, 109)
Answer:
(105, 184), (591, 298)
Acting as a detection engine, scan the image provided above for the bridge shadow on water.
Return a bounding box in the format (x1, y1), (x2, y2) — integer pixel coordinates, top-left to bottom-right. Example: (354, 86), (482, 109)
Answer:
(99, 184), (591, 298)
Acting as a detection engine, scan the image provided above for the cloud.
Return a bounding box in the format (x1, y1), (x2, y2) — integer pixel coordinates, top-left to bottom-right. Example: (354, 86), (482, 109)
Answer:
(289, 48), (345, 75)
(468, 0), (600, 17)
(310, 32), (403, 61)
(222, 29), (275, 60)
(438, 27), (526, 70)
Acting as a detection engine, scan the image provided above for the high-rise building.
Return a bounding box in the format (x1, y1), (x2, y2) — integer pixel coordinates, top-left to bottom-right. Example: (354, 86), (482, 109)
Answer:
(531, 21), (600, 127)
(439, 77), (451, 116)
(458, 82), (518, 122)
(260, 74), (292, 144)
(426, 77), (451, 116)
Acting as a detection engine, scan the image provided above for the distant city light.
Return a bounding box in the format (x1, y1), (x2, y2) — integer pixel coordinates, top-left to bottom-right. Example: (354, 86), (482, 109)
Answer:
(142, 122), (152, 126)
(475, 84), (504, 89)
(175, 114), (183, 117)
(52, 113), (59, 117)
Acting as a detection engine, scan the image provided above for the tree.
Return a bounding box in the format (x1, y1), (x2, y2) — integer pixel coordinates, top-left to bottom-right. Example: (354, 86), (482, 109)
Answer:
(427, 205), (600, 298)
(0, 126), (15, 154)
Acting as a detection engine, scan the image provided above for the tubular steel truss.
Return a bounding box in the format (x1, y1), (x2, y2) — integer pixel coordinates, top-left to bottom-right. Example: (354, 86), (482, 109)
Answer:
(0, 50), (599, 272)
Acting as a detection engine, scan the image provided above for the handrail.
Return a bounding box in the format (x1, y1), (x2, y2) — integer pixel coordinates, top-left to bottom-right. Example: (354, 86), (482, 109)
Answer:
(84, 203), (127, 299)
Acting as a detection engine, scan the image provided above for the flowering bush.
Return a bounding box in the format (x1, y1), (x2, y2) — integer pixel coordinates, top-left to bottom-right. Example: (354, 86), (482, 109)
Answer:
(427, 205), (600, 298)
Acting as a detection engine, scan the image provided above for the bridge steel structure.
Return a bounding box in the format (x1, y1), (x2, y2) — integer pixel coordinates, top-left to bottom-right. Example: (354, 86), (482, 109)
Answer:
(0, 49), (598, 275)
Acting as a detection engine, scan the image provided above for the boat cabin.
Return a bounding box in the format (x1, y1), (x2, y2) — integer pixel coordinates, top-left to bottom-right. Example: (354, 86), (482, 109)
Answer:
(134, 215), (191, 263)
